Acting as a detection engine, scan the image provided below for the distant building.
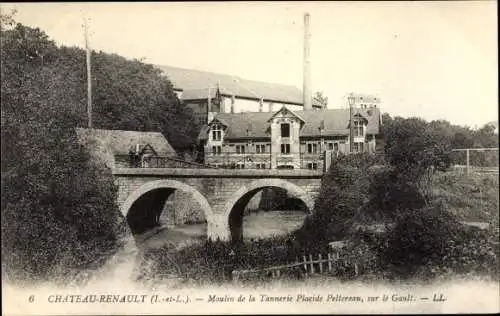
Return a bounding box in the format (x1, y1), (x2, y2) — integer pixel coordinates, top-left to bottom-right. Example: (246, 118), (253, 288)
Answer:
(75, 128), (176, 169)
(198, 105), (382, 170)
(343, 93), (381, 109)
(155, 65), (322, 125)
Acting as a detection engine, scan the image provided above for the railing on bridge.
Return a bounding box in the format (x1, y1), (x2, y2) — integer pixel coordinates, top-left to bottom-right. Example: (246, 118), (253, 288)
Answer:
(115, 154), (219, 169)
(204, 150), (326, 170)
(115, 150), (384, 171)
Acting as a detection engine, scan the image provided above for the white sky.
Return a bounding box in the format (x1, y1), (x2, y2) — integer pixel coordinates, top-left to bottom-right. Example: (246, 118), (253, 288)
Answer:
(1, 1), (497, 127)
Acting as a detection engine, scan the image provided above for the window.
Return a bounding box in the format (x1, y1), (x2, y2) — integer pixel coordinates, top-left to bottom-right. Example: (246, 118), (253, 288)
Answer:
(328, 143), (333, 150)
(307, 143), (318, 154)
(353, 142), (364, 153)
(236, 145), (245, 154)
(211, 145), (221, 155)
(281, 123), (290, 137)
(256, 163), (266, 169)
(353, 120), (364, 137)
(211, 124), (222, 141)
(280, 144), (290, 154)
(256, 144), (266, 153)
(277, 165), (294, 169)
(307, 162), (318, 170)
(236, 162), (245, 169)
(334, 143), (339, 152)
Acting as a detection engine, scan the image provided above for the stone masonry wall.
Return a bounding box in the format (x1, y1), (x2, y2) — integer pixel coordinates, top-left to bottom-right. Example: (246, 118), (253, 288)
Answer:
(115, 170), (321, 213)
(113, 168), (322, 240)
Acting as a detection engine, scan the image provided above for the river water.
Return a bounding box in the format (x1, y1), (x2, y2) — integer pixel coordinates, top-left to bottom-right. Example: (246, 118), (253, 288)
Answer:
(140, 210), (308, 249)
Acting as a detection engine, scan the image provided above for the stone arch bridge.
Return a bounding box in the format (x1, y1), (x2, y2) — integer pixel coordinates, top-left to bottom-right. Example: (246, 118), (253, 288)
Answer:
(113, 168), (323, 242)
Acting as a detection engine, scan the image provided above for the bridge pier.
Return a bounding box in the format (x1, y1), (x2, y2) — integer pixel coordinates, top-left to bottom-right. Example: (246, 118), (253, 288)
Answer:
(207, 214), (231, 242)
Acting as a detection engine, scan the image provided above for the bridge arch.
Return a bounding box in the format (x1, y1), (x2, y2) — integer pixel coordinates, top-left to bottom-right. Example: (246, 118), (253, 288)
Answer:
(121, 180), (214, 235)
(221, 178), (315, 242)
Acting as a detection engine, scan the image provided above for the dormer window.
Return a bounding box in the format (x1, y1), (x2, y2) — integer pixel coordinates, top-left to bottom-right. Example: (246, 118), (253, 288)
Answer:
(281, 123), (290, 138)
(211, 124), (222, 141)
(353, 120), (365, 137)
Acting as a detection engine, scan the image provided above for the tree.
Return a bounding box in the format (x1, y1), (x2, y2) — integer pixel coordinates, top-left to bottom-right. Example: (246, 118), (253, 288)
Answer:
(474, 123), (498, 148)
(0, 8), (16, 30)
(1, 21), (201, 283)
(50, 46), (199, 153)
(1, 22), (132, 283)
(0, 21), (200, 283)
(383, 117), (453, 205)
(313, 91), (328, 109)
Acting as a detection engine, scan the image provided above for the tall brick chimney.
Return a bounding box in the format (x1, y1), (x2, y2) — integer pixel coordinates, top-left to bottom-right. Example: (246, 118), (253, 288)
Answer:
(303, 12), (312, 111)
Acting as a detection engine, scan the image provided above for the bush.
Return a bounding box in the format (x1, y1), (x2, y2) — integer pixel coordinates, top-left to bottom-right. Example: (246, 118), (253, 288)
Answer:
(292, 153), (379, 253)
(379, 205), (499, 280)
(383, 207), (461, 271)
(364, 167), (426, 221)
(138, 235), (312, 284)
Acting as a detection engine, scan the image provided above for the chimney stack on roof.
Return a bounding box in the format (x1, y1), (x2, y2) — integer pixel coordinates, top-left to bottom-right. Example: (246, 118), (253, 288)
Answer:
(303, 12), (312, 111)
(247, 122), (253, 136)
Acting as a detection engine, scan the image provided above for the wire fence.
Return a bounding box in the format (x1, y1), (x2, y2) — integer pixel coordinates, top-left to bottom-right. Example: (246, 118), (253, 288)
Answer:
(450, 148), (499, 175)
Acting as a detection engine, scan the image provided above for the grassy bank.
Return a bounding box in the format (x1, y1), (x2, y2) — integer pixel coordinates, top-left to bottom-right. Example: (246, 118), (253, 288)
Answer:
(432, 171), (499, 224)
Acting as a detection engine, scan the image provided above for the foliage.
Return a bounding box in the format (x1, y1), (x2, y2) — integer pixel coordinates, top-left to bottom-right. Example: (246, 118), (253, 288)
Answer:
(0, 8), (17, 30)
(382, 113), (497, 149)
(139, 236), (298, 285)
(298, 112), (499, 281)
(2, 20), (199, 153)
(384, 117), (452, 175)
(383, 206), (460, 270)
(292, 153), (382, 253)
(364, 167), (426, 219)
(437, 225), (499, 278)
(383, 117), (454, 205)
(313, 91), (328, 109)
(49, 46), (199, 153)
(431, 172), (499, 224)
(0, 22), (167, 283)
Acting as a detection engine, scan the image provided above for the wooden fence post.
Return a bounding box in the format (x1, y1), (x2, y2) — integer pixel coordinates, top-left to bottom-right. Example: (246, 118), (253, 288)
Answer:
(303, 255), (307, 275)
(319, 254), (323, 273)
(466, 148), (470, 176)
(328, 253), (332, 272)
(309, 254), (314, 274)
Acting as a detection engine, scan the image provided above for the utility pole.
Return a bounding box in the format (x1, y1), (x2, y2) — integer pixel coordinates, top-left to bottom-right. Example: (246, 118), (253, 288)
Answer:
(303, 12), (312, 111)
(83, 13), (92, 128)
(349, 102), (353, 153)
(207, 85), (212, 124)
(348, 93), (355, 153)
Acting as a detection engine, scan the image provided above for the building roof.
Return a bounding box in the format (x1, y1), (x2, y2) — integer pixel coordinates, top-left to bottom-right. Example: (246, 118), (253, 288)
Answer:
(76, 128), (176, 168)
(267, 106), (306, 124)
(156, 65), (321, 107)
(198, 107), (381, 141)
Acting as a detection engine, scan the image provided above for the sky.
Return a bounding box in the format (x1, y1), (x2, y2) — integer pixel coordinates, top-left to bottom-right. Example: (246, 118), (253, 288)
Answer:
(1, 1), (497, 128)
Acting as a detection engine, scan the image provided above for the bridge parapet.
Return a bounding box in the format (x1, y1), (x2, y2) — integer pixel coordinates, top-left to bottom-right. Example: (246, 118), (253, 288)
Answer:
(112, 167), (324, 178)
